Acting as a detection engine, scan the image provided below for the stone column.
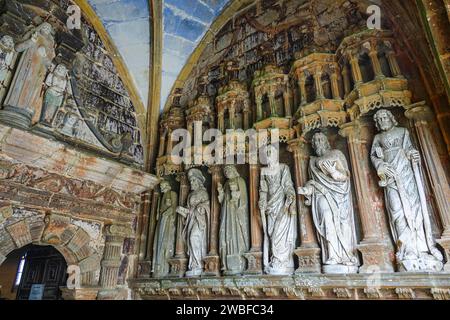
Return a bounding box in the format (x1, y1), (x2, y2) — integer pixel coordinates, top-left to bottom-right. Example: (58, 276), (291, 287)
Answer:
(158, 128), (167, 157)
(203, 165), (222, 276)
(193, 118), (203, 165)
(313, 68), (324, 99)
(341, 65), (351, 96)
(340, 120), (394, 273)
(218, 109), (225, 133)
(297, 71), (307, 106)
(187, 121), (194, 145)
(268, 90), (277, 117)
(136, 190), (152, 278)
(166, 129), (174, 155)
(366, 43), (384, 79)
(145, 189), (160, 271)
(244, 164), (263, 274)
(405, 102), (450, 271)
(229, 101), (236, 129)
(348, 52), (363, 86)
(283, 78), (293, 118)
(97, 224), (128, 299)
(385, 50), (403, 78)
(243, 100), (250, 130)
(330, 71), (340, 100)
(287, 139), (321, 273)
(256, 94), (263, 121)
(168, 172), (189, 277)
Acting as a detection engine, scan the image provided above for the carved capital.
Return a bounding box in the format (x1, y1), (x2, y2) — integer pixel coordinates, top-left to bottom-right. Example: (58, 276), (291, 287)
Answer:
(105, 224), (131, 237)
(405, 102), (434, 122)
(287, 138), (309, 159)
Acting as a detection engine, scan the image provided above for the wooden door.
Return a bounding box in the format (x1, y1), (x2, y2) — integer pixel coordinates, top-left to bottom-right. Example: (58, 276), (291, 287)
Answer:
(16, 245), (67, 300)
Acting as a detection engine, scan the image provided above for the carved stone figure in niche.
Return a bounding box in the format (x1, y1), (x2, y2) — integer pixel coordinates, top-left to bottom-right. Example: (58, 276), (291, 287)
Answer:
(259, 156), (297, 275)
(218, 165), (250, 275)
(298, 132), (359, 273)
(40, 64), (68, 126)
(371, 109), (443, 272)
(152, 180), (178, 278)
(57, 99), (82, 137)
(0, 35), (15, 87)
(4, 22), (56, 123)
(176, 168), (210, 277)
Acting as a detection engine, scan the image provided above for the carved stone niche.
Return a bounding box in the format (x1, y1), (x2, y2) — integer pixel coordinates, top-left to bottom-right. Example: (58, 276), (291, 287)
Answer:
(336, 29), (411, 121)
(252, 64), (293, 122)
(156, 104), (185, 177)
(291, 53), (347, 137)
(216, 80), (250, 132)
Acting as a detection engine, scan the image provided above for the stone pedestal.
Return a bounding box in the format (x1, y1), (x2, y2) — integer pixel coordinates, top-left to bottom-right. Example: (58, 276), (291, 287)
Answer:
(203, 255), (220, 276)
(168, 256), (188, 277)
(137, 261), (152, 278)
(61, 287), (99, 300)
(357, 241), (394, 273)
(243, 251), (263, 274)
(294, 247), (321, 274)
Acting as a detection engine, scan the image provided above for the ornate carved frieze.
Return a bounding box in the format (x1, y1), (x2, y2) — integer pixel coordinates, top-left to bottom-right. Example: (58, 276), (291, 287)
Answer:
(0, 159), (139, 211)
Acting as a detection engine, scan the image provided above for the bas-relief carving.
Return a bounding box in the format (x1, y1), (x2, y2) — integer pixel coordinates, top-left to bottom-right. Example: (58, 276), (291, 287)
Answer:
(152, 180), (177, 278)
(176, 168), (210, 277)
(371, 109), (443, 272)
(218, 165), (250, 275)
(4, 22), (55, 120)
(298, 132), (359, 274)
(40, 64), (68, 126)
(0, 159), (138, 211)
(0, 12), (144, 165)
(259, 160), (297, 275)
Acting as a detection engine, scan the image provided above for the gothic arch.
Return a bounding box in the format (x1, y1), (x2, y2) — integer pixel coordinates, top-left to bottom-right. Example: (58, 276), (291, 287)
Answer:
(0, 212), (101, 287)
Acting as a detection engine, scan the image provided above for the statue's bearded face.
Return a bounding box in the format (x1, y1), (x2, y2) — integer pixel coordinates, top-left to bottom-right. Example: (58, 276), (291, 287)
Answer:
(312, 133), (330, 157)
(376, 111), (394, 131)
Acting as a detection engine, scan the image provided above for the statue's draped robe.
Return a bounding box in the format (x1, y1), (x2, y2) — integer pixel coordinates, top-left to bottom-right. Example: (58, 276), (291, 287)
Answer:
(4, 33), (55, 115)
(183, 189), (210, 272)
(41, 72), (67, 125)
(260, 164), (297, 272)
(371, 127), (437, 262)
(306, 150), (358, 265)
(152, 190), (177, 277)
(219, 176), (249, 273)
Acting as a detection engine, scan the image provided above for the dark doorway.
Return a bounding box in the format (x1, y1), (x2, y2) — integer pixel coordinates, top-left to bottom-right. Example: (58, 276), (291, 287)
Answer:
(0, 244), (67, 300)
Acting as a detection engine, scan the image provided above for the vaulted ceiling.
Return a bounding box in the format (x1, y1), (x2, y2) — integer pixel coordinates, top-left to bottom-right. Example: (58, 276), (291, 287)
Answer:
(88, 0), (152, 107)
(161, 0), (229, 107)
(87, 0), (230, 111)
